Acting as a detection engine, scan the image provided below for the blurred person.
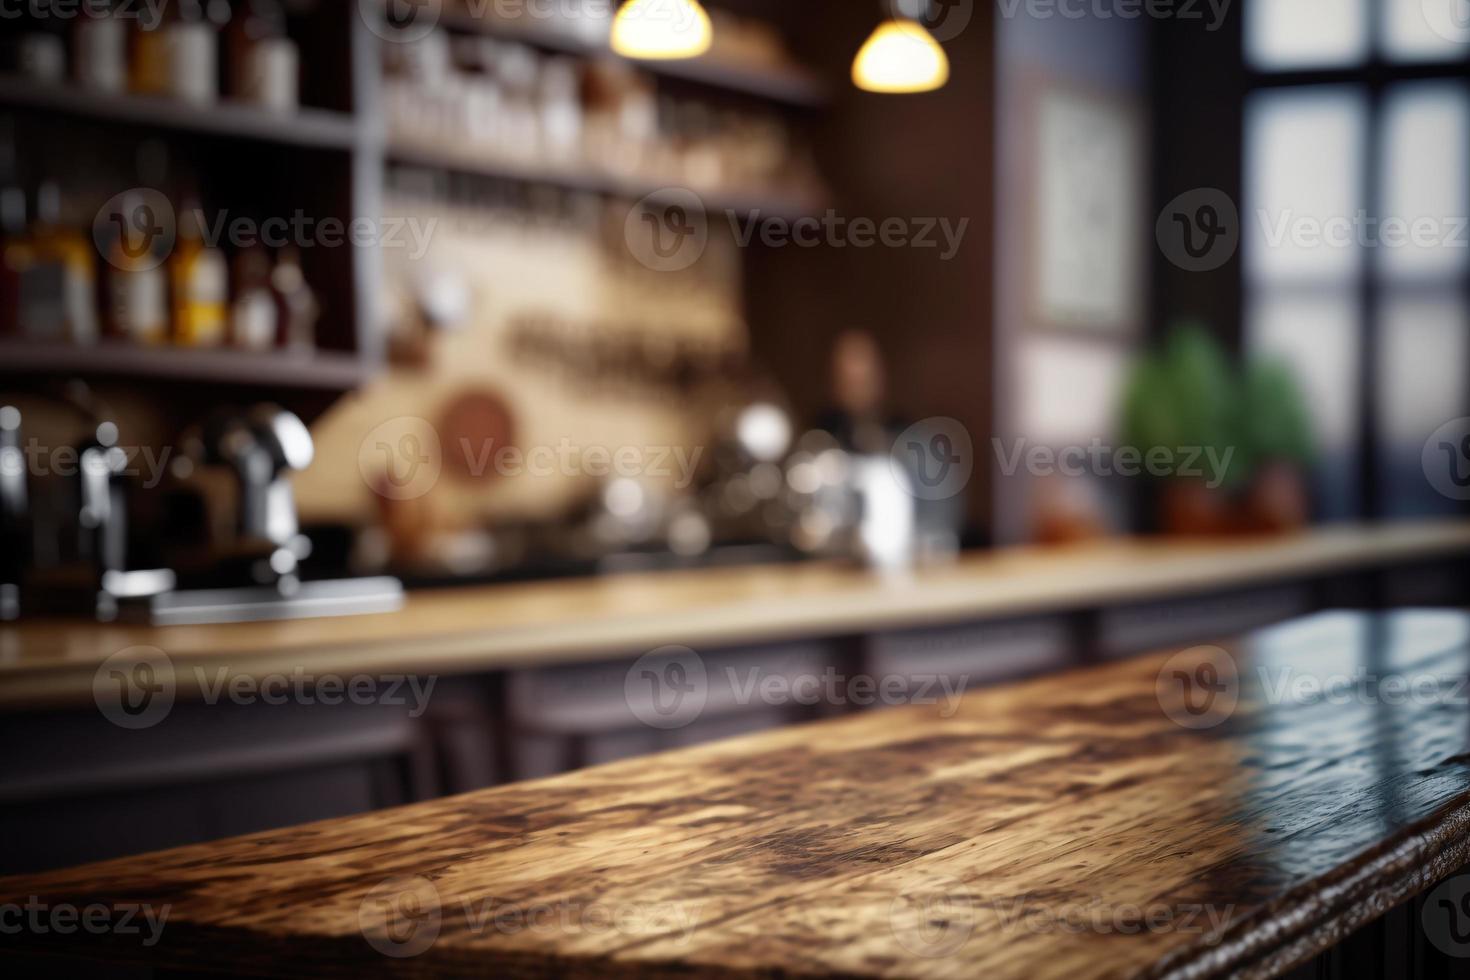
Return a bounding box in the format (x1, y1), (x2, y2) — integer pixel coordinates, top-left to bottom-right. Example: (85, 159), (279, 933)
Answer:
(814, 330), (908, 456)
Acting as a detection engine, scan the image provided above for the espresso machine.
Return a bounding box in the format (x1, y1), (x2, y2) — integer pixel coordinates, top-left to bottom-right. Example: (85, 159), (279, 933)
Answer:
(1, 388), (177, 621)
(130, 405), (403, 626)
(1, 395), (400, 626)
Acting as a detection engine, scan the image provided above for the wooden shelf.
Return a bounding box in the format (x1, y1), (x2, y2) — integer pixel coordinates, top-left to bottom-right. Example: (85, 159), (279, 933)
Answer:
(386, 140), (824, 218)
(0, 342), (366, 391)
(0, 78), (360, 150)
(438, 11), (830, 108)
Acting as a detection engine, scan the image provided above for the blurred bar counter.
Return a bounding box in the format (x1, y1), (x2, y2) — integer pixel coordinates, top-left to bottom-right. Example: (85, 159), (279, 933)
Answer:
(2, 520), (1468, 875)
(4, 520), (1470, 709)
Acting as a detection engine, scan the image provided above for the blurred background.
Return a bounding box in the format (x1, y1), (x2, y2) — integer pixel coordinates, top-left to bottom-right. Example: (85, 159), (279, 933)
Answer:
(1, 0), (1468, 872)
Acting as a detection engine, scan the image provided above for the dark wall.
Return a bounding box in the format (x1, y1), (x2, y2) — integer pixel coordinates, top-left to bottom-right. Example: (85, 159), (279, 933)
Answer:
(1150, 10), (1247, 350)
(743, 3), (996, 533)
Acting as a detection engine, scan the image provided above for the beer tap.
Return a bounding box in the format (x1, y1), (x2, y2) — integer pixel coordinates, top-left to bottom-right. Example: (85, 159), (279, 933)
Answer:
(201, 405), (314, 589)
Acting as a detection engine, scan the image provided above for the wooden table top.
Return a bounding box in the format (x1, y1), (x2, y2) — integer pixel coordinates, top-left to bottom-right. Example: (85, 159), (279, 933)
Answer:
(6, 609), (1470, 978)
(3, 520), (1469, 710)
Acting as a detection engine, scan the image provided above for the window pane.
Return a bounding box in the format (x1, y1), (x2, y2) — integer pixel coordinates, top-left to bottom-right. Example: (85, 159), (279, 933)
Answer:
(1377, 291), (1470, 515)
(1385, 0), (1470, 61)
(1247, 0), (1370, 69)
(1245, 89), (1367, 283)
(1378, 83), (1470, 280)
(1247, 289), (1362, 519)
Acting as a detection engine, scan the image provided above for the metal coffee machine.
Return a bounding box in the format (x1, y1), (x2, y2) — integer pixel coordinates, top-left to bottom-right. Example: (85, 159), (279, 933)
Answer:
(0, 393), (400, 625)
(0, 389), (175, 622)
(128, 405), (403, 625)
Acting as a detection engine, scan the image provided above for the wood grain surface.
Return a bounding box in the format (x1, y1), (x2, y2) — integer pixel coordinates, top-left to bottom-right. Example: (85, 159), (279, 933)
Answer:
(3, 520), (1469, 709)
(5, 610), (1470, 978)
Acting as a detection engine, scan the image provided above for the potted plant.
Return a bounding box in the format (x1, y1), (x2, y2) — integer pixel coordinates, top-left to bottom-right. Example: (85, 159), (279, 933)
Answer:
(1234, 357), (1315, 532)
(1121, 323), (1240, 535)
(1120, 323), (1315, 536)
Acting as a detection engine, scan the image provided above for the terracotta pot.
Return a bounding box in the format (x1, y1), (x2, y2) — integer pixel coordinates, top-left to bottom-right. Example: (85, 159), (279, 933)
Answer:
(1159, 478), (1231, 536)
(1031, 474), (1109, 545)
(1240, 461), (1309, 533)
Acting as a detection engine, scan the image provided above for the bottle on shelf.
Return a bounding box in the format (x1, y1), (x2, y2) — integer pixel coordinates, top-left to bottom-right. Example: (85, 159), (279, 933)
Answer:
(9, 31), (67, 84)
(229, 243), (278, 350)
(538, 58), (583, 165)
(102, 142), (172, 344)
(0, 122), (29, 338)
(226, 0), (299, 112)
(73, 0), (129, 93)
(0, 180), (34, 339)
(0, 125), (66, 341)
(270, 245), (318, 352)
(128, 4), (171, 96)
(170, 191), (228, 347)
(101, 187), (170, 344)
(29, 180), (100, 345)
(140, 0), (227, 105)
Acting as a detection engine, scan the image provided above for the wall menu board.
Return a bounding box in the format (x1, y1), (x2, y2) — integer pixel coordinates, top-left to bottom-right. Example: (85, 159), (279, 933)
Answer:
(1029, 83), (1145, 336)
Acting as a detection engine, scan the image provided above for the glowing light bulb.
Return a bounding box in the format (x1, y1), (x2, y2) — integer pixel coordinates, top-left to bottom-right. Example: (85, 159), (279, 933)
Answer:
(611, 0), (713, 60)
(851, 18), (949, 94)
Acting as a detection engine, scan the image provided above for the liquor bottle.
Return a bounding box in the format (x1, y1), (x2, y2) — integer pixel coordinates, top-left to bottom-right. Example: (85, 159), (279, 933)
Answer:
(0, 129), (65, 341)
(230, 244), (278, 349)
(133, 0), (226, 102)
(29, 181), (100, 345)
(164, 0), (229, 105)
(226, 0), (298, 111)
(538, 57), (582, 164)
(74, 0), (128, 93)
(0, 178), (31, 339)
(101, 189), (170, 344)
(129, 3), (170, 95)
(12, 31), (66, 83)
(0, 122), (26, 337)
(170, 194), (228, 346)
(270, 245), (318, 352)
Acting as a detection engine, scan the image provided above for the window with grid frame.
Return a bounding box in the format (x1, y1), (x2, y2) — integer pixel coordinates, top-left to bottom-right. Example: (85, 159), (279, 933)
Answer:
(1243, 0), (1470, 520)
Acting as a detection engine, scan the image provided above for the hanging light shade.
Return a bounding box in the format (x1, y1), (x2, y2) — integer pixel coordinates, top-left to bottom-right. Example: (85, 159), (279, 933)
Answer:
(851, 18), (949, 93)
(611, 0), (713, 60)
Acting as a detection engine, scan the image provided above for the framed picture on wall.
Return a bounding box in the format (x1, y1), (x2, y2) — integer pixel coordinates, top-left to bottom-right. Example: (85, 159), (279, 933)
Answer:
(1027, 81), (1145, 336)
